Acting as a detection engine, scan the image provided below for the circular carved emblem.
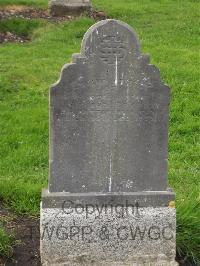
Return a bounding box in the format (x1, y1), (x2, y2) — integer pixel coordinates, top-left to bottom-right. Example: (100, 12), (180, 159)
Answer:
(98, 35), (127, 64)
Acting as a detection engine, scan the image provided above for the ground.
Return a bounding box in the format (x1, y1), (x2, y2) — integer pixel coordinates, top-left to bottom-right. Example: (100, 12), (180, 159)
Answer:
(0, 0), (199, 265)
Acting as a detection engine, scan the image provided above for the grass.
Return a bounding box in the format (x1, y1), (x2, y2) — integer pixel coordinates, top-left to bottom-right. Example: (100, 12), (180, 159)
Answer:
(0, 210), (20, 260)
(0, 226), (15, 258)
(0, 0), (47, 9)
(0, 18), (46, 37)
(0, 0), (199, 263)
(177, 194), (200, 264)
(0, 17), (94, 214)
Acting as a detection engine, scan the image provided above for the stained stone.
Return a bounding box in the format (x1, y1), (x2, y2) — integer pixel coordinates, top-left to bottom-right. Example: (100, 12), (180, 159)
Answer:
(40, 19), (177, 265)
(49, 20), (170, 194)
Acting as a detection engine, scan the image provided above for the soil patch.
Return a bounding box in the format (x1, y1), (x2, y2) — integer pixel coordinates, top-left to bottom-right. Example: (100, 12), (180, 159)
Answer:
(0, 5), (107, 21)
(0, 6), (107, 44)
(0, 203), (40, 265)
(0, 5), (64, 21)
(0, 31), (29, 43)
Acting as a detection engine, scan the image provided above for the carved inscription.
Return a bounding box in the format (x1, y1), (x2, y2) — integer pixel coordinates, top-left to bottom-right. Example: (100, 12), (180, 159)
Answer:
(56, 110), (156, 122)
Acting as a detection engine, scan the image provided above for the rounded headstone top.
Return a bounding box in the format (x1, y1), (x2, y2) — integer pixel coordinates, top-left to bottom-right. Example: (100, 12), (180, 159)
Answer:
(81, 19), (141, 61)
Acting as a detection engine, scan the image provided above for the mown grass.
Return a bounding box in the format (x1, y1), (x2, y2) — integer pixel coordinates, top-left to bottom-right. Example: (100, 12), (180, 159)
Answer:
(0, 0), (47, 9)
(0, 18), (46, 37)
(0, 17), (94, 214)
(177, 194), (200, 264)
(0, 209), (20, 260)
(0, 0), (199, 263)
(0, 226), (16, 258)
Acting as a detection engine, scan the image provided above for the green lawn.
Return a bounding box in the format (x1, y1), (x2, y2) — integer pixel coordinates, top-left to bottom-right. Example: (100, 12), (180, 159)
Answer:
(0, 0), (199, 263)
(0, 0), (47, 8)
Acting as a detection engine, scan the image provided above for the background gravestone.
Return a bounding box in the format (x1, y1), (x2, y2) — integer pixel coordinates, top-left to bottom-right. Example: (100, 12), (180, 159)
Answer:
(49, 0), (91, 16)
(40, 19), (177, 266)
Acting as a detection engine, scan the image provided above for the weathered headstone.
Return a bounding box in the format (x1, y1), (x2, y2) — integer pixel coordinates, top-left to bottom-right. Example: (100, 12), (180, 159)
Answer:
(40, 20), (177, 265)
(49, 0), (91, 16)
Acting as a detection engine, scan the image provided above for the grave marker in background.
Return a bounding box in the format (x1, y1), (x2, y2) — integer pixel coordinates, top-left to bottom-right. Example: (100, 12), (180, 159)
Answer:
(40, 19), (177, 265)
(49, 0), (91, 16)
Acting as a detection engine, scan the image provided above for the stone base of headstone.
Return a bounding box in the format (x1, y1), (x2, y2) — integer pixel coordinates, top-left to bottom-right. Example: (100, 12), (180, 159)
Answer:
(40, 190), (178, 266)
(49, 0), (91, 16)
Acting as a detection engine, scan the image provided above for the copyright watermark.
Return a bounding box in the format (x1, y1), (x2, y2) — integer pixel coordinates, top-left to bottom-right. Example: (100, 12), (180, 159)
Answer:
(62, 200), (140, 218)
(41, 223), (174, 241)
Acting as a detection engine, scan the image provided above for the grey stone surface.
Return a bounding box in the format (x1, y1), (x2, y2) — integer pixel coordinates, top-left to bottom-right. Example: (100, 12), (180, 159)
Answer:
(41, 20), (177, 265)
(49, 19), (171, 194)
(42, 189), (175, 208)
(49, 0), (91, 16)
(40, 206), (177, 265)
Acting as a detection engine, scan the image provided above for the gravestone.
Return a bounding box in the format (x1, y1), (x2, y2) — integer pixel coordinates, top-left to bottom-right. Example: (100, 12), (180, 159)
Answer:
(49, 0), (91, 16)
(40, 19), (177, 265)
